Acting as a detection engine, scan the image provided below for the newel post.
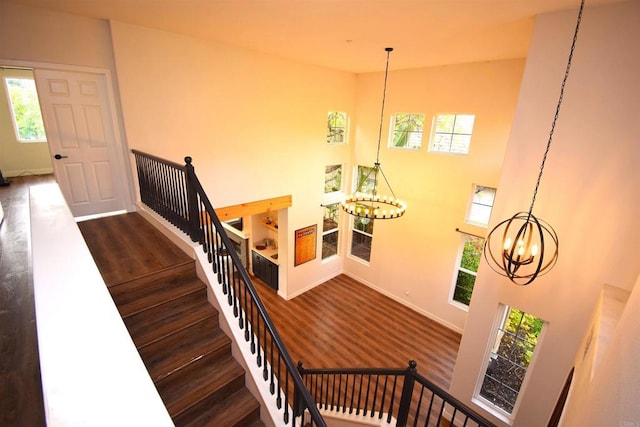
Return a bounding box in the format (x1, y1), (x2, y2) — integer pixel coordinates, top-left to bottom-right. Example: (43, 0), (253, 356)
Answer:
(396, 360), (417, 426)
(293, 361), (306, 422)
(184, 156), (200, 242)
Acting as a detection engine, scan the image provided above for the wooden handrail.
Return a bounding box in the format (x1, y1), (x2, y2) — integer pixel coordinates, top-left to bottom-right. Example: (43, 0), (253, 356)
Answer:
(131, 150), (326, 426)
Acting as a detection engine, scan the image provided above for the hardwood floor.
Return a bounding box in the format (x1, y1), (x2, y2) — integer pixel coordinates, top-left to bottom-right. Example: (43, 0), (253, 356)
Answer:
(80, 212), (462, 390)
(253, 275), (461, 390)
(0, 174), (54, 427)
(77, 212), (192, 286)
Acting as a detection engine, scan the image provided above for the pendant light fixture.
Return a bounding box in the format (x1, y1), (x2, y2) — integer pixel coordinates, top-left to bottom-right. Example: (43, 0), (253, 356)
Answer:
(484, 0), (585, 285)
(341, 47), (407, 220)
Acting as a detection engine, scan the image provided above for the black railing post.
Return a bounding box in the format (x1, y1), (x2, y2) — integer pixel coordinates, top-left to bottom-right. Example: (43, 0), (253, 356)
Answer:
(294, 362), (307, 422)
(184, 156), (200, 242)
(396, 360), (417, 427)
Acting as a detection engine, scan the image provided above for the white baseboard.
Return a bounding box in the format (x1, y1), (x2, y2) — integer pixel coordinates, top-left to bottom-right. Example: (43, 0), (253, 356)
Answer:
(342, 272), (464, 335)
(5, 168), (54, 177)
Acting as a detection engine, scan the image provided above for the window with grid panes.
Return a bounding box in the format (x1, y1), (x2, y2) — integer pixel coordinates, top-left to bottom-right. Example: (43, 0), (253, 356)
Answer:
(478, 306), (545, 416)
(467, 185), (496, 227)
(324, 164), (342, 193)
(390, 113), (425, 149)
(322, 204), (339, 259)
(327, 111), (347, 144)
(349, 165), (375, 262)
(452, 234), (484, 306)
(430, 114), (475, 154)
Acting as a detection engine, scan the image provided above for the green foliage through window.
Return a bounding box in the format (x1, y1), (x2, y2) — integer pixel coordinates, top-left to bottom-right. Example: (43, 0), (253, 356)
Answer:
(391, 113), (425, 149)
(430, 114), (474, 154)
(327, 111), (347, 143)
(479, 307), (545, 414)
(322, 204), (339, 259)
(4, 77), (47, 142)
(453, 235), (484, 305)
(324, 165), (342, 193)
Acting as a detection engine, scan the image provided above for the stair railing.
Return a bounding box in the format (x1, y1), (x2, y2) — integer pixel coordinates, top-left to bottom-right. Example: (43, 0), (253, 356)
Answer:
(131, 150), (326, 427)
(297, 361), (496, 427)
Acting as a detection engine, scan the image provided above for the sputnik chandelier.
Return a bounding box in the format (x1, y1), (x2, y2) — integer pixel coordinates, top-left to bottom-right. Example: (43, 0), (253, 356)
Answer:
(484, 0), (586, 285)
(341, 47), (407, 220)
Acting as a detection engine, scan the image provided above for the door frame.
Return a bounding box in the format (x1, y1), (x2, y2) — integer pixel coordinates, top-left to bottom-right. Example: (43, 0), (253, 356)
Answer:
(0, 58), (135, 214)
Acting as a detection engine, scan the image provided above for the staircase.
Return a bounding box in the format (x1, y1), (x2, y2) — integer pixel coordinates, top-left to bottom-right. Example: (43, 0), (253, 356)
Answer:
(108, 259), (265, 426)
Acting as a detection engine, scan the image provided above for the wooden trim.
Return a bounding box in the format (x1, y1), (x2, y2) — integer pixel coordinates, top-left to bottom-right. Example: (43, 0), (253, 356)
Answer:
(215, 195), (292, 220)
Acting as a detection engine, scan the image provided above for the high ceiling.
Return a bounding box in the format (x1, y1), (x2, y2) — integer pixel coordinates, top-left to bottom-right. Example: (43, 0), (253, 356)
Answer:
(6, 0), (625, 73)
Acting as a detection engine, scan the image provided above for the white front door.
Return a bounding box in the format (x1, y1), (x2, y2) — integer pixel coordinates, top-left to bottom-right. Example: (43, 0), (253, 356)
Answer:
(34, 69), (127, 217)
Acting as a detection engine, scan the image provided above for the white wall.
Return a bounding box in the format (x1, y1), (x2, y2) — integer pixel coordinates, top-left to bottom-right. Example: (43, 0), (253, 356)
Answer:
(109, 21), (355, 298)
(345, 60), (524, 332)
(450, 2), (640, 426)
(0, 2), (115, 70)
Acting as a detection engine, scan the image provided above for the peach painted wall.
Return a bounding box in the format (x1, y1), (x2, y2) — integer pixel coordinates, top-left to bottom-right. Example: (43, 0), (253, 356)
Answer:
(109, 21), (355, 297)
(344, 59), (525, 332)
(450, 2), (640, 426)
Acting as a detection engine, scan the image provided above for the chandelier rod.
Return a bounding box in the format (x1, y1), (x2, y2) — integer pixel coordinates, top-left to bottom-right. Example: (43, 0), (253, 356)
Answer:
(528, 0), (584, 217)
(375, 47), (393, 165)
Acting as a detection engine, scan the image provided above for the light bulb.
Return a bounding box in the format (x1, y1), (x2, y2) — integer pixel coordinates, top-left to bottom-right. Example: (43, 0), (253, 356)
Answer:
(531, 244), (539, 257)
(504, 237), (512, 251)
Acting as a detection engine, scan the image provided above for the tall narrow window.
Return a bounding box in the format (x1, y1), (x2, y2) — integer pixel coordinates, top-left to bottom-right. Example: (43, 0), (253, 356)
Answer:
(351, 212), (373, 262)
(467, 185), (496, 227)
(390, 113), (425, 149)
(350, 165), (375, 262)
(430, 113), (474, 154)
(478, 306), (545, 416)
(327, 111), (347, 144)
(324, 164), (343, 193)
(322, 203), (339, 259)
(3, 77), (47, 143)
(452, 234), (484, 306)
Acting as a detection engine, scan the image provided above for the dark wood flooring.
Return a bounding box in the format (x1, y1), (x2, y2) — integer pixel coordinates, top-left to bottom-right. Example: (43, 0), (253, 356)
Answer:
(254, 275), (461, 390)
(78, 211), (461, 390)
(77, 212), (191, 286)
(0, 174), (54, 427)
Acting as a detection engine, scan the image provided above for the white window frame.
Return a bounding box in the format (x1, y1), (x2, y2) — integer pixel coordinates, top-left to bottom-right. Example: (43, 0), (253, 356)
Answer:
(450, 233), (484, 309)
(429, 113), (475, 155)
(473, 305), (547, 422)
(327, 111), (348, 144)
(3, 76), (47, 143)
(466, 185), (497, 228)
(321, 203), (340, 261)
(348, 165), (375, 263)
(388, 112), (425, 150)
(324, 164), (343, 194)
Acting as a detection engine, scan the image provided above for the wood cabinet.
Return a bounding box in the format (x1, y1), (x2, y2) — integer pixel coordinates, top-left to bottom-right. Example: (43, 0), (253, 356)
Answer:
(252, 250), (278, 291)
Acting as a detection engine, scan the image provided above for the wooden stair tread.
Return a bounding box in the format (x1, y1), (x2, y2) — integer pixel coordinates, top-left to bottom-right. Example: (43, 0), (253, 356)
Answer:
(125, 293), (217, 348)
(110, 276), (206, 318)
(158, 355), (246, 418)
(173, 388), (262, 427)
(140, 319), (231, 382)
